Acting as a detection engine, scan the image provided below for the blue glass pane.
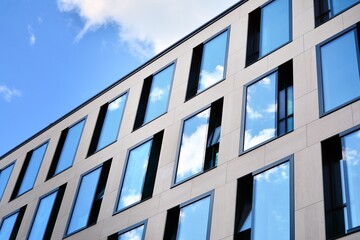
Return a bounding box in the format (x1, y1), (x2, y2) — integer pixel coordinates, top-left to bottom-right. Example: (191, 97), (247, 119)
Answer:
(320, 30), (360, 112)
(342, 130), (360, 230)
(55, 120), (85, 175)
(67, 167), (101, 235)
(97, 94), (127, 151)
(331, 0), (359, 15)
(176, 108), (210, 183)
(18, 143), (48, 196)
(117, 140), (152, 211)
(0, 211), (19, 240)
(144, 64), (175, 124)
(253, 162), (290, 240)
(260, 0), (290, 57)
(177, 196), (211, 240)
(287, 86), (293, 115)
(118, 225), (144, 240)
(198, 31), (228, 93)
(28, 191), (57, 240)
(244, 73), (277, 151)
(0, 163), (14, 201)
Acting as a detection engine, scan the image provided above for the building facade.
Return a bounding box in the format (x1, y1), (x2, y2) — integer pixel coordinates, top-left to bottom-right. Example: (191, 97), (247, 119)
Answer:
(1, 0), (360, 239)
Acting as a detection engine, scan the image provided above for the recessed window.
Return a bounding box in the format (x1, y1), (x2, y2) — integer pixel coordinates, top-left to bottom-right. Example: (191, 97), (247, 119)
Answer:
(115, 131), (163, 212)
(314, 0), (360, 26)
(134, 63), (175, 129)
(242, 60), (293, 152)
(47, 118), (86, 178)
(246, 0), (291, 66)
(0, 162), (15, 202)
(65, 159), (111, 236)
(164, 192), (213, 240)
(27, 184), (66, 240)
(108, 221), (147, 240)
(174, 98), (223, 184)
(322, 126), (360, 239)
(88, 93), (128, 155)
(186, 29), (229, 100)
(317, 26), (360, 115)
(234, 158), (293, 240)
(11, 142), (48, 200)
(0, 206), (26, 240)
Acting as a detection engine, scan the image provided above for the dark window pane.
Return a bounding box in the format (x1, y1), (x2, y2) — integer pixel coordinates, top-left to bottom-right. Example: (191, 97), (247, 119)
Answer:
(287, 117), (293, 132)
(144, 64), (174, 124)
(260, 0), (290, 57)
(97, 94), (127, 151)
(0, 163), (14, 201)
(331, 0), (359, 15)
(0, 212), (18, 239)
(279, 89), (286, 119)
(117, 140), (152, 211)
(177, 196), (211, 240)
(55, 120), (85, 175)
(118, 225), (144, 240)
(320, 30), (360, 112)
(198, 31), (228, 93)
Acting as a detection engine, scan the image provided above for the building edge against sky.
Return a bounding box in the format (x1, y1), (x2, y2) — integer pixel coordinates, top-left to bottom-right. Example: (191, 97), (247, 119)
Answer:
(1, 0), (360, 240)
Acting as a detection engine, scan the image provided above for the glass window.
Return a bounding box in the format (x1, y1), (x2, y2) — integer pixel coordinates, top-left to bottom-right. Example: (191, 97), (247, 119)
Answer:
(0, 162), (15, 201)
(319, 29), (360, 114)
(322, 127), (360, 238)
(12, 142), (48, 199)
(331, 0), (359, 14)
(0, 206), (26, 240)
(314, 0), (359, 26)
(175, 98), (223, 184)
(49, 119), (85, 178)
(66, 160), (111, 236)
(118, 224), (145, 240)
(235, 160), (293, 240)
(243, 60), (293, 152)
(28, 185), (66, 240)
(186, 30), (229, 100)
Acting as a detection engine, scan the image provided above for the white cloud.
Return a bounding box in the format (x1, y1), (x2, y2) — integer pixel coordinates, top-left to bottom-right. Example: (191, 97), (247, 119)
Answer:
(260, 77), (271, 86)
(254, 162), (288, 183)
(199, 65), (224, 90)
(149, 86), (164, 103)
(120, 227), (143, 240)
(244, 128), (275, 150)
(246, 105), (263, 120)
(28, 25), (36, 46)
(265, 103), (277, 113)
(120, 190), (141, 208)
(0, 84), (22, 102)
(343, 147), (360, 166)
(57, 0), (239, 59)
(108, 96), (123, 111)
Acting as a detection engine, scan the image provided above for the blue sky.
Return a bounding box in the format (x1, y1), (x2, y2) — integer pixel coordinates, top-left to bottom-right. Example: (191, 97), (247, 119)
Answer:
(0, 0), (238, 156)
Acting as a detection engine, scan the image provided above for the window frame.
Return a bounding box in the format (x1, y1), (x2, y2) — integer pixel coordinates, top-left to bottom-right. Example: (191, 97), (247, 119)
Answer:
(107, 220), (147, 240)
(47, 117), (87, 179)
(88, 91), (129, 156)
(133, 61), (177, 130)
(113, 130), (163, 214)
(185, 27), (230, 101)
(0, 205), (27, 240)
(0, 161), (16, 202)
(234, 155), (294, 240)
(316, 23), (360, 117)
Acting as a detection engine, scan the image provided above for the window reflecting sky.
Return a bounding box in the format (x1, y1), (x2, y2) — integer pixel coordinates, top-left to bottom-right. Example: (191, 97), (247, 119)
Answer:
(331, 0), (359, 15)
(55, 119), (85, 175)
(244, 73), (276, 151)
(0, 211), (19, 240)
(0, 163), (14, 201)
(342, 130), (360, 230)
(97, 94), (127, 151)
(18, 143), (48, 196)
(118, 225), (144, 240)
(253, 162), (290, 240)
(176, 109), (210, 183)
(198, 31), (228, 93)
(28, 191), (58, 240)
(144, 64), (174, 124)
(177, 196), (211, 240)
(260, 0), (290, 57)
(320, 30), (360, 112)
(117, 140), (152, 211)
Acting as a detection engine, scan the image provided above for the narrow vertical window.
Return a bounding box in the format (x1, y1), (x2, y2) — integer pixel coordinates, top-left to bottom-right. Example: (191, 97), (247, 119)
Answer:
(314, 0), (359, 26)
(48, 118), (86, 178)
(235, 158), (293, 240)
(186, 29), (229, 100)
(116, 131), (163, 212)
(0, 162), (15, 201)
(27, 184), (66, 240)
(318, 27), (360, 115)
(134, 63), (175, 129)
(88, 93), (128, 155)
(65, 160), (111, 236)
(0, 206), (26, 240)
(242, 60), (293, 152)
(108, 221), (147, 240)
(175, 98), (223, 184)
(11, 142), (48, 199)
(164, 192), (213, 240)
